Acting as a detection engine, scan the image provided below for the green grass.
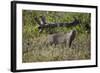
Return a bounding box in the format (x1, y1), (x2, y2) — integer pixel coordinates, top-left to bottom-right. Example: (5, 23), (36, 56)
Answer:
(22, 10), (91, 63)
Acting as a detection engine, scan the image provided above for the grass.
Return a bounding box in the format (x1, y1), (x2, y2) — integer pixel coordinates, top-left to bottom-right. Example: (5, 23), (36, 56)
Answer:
(22, 10), (91, 63)
(22, 32), (91, 63)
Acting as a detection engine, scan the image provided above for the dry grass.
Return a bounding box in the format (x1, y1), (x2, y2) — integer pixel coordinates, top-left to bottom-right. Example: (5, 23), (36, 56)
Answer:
(22, 32), (90, 63)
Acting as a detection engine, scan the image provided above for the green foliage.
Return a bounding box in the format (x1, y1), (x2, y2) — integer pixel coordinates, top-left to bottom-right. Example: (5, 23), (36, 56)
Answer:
(23, 10), (91, 37)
